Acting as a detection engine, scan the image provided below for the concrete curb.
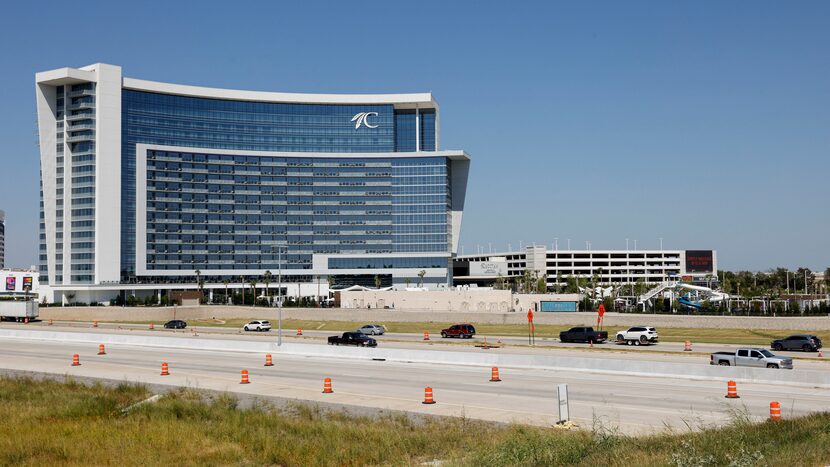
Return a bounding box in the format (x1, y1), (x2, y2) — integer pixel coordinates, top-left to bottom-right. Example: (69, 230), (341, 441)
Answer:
(2, 328), (828, 388)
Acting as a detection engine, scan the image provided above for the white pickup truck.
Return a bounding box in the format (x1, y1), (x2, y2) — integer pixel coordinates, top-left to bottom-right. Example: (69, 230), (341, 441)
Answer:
(0, 300), (39, 322)
(615, 326), (659, 345)
(710, 348), (793, 369)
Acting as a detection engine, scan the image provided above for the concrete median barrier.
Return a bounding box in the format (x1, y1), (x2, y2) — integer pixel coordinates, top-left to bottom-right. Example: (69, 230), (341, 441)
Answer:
(2, 328), (828, 388)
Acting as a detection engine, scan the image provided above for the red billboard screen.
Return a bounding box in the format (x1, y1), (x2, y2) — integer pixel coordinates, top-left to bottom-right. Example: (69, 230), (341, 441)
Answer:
(685, 250), (713, 273)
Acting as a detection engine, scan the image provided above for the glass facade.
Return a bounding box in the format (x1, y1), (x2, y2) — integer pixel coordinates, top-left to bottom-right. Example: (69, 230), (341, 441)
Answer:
(123, 90), (438, 279)
(144, 150), (450, 273)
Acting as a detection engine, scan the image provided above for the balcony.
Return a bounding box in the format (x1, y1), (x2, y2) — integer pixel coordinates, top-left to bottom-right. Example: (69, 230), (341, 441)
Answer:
(67, 101), (95, 111)
(66, 133), (95, 143)
(66, 112), (95, 122)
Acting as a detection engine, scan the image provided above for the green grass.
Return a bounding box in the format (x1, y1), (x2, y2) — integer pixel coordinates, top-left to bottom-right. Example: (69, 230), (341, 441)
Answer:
(0, 376), (828, 466)
(116, 317), (830, 346)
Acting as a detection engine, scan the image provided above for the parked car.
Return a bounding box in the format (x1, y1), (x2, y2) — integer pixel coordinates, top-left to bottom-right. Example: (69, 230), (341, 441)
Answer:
(244, 320), (272, 332)
(441, 324), (476, 339)
(357, 324), (386, 335)
(615, 326), (658, 345)
(771, 334), (823, 352)
(164, 320), (187, 329)
(559, 326), (608, 344)
(328, 332), (377, 347)
(710, 348), (793, 369)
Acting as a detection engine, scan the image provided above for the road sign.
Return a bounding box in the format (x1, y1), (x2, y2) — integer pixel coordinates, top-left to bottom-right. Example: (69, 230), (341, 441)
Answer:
(557, 383), (569, 423)
(527, 308), (534, 322)
(598, 304), (606, 317)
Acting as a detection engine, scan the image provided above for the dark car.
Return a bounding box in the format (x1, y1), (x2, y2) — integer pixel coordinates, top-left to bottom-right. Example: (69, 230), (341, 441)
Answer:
(328, 332), (377, 347)
(559, 326), (608, 344)
(164, 319), (187, 329)
(771, 334), (823, 352)
(441, 324), (476, 339)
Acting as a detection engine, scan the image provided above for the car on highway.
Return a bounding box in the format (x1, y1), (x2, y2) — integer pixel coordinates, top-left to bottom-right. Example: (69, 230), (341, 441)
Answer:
(559, 326), (608, 344)
(163, 320), (187, 329)
(615, 326), (658, 346)
(357, 324), (386, 335)
(771, 334), (823, 352)
(328, 332), (377, 347)
(710, 348), (793, 369)
(243, 320), (272, 332)
(441, 324), (476, 339)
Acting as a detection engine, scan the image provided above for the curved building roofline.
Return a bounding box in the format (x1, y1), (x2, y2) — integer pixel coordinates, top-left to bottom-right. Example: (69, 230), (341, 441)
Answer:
(122, 77), (437, 108)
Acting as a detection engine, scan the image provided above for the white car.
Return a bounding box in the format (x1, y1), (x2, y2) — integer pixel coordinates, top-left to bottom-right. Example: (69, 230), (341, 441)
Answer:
(615, 326), (658, 345)
(357, 324), (386, 335)
(244, 320), (272, 332)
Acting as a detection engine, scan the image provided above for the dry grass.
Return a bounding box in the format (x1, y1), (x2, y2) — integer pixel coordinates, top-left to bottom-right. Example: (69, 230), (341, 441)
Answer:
(134, 317), (830, 346)
(1, 376), (828, 466)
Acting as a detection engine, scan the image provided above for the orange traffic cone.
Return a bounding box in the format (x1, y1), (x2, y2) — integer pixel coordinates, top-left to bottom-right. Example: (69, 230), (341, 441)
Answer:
(422, 386), (436, 404)
(818, 350), (823, 358)
(323, 377), (333, 394)
(24, 317), (29, 324)
(48, 319), (53, 326)
(240, 370), (250, 384)
(264, 354), (274, 366)
(71, 354), (80, 366)
(490, 367), (501, 382)
(684, 341), (692, 351)
(725, 380), (739, 399)
(423, 331), (430, 341)
(297, 328), (303, 336)
(770, 401), (781, 420)
(93, 320), (98, 328)
(149, 323), (155, 330)
(161, 362), (170, 376)
(97, 344), (106, 355)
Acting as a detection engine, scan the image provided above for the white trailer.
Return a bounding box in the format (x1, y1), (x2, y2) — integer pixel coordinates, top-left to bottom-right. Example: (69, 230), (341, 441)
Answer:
(0, 301), (39, 322)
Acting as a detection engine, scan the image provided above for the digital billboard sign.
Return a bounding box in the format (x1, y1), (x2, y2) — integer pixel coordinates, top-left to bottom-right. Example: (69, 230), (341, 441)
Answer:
(5, 276), (16, 291)
(22, 277), (33, 292)
(685, 250), (714, 273)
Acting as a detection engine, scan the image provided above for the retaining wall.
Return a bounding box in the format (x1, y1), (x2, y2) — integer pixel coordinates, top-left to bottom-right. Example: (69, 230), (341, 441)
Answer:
(2, 328), (827, 388)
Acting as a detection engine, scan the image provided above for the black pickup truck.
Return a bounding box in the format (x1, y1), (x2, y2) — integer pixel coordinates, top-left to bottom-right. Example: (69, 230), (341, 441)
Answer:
(559, 326), (608, 344)
(327, 332), (378, 347)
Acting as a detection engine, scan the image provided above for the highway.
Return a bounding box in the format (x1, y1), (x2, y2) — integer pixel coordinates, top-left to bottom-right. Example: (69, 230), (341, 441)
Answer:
(1, 331), (829, 434)
(8, 321), (829, 370)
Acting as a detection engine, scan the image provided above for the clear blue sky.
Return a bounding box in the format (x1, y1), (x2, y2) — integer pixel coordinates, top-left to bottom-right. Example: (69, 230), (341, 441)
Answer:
(1, 1), (828, 272)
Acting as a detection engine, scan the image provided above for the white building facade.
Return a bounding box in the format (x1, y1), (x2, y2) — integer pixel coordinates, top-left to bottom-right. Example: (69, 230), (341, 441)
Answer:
(36, 64), (470, 304)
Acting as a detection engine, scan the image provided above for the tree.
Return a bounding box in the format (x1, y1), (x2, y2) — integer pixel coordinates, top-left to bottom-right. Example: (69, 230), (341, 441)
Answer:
(495, 273), (505, 290)
(263, 270), (272, 306)
(555, 272), (563, 293)
(374, 275), (382, 289)
(536, 274), (547, 294)
(249, 280), (258, 306)
(195, 269), (203, 302)
(417, 270), (426, 288)
(223, 279), (230, 304)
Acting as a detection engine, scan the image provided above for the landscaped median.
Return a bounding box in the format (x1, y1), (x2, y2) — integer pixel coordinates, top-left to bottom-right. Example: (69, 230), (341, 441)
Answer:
(0, 375), (828, 465)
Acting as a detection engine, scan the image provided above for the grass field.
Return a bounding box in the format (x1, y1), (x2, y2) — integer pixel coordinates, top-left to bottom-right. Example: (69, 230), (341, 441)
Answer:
(117, 317), (830, 346)
(1, 376), (828, 466)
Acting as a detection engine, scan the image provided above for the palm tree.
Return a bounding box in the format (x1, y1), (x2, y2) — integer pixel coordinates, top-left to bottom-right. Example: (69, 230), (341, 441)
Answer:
(316, 275), (322, 307)
(374, 274), (382, 289)
(263, 270), (272, 306)
(240, 275), (245, 306)
(249, 279), (257, 307)
(195, 269), (203, 302)
(223, 279), (230, 304)
(405, 278), (411, 288)
(417, 270), (426, 288)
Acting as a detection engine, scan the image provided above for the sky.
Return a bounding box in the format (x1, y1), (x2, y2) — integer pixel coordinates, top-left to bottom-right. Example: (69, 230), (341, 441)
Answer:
(0, 1), (828, 272)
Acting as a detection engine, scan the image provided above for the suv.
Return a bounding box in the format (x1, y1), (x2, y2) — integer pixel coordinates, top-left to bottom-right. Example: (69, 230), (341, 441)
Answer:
(244, 320), (272, 332)
(615, 326), (658, 345)
(441, 324), (476, 339)
(771, 334), (822, 352)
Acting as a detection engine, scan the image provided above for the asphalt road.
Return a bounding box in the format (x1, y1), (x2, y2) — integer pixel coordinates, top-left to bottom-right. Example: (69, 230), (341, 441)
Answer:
(1, 332), (829, 434)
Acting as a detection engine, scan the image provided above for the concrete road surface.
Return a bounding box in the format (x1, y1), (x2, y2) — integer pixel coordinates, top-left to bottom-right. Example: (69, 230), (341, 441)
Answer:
(1, 334), (828, 434)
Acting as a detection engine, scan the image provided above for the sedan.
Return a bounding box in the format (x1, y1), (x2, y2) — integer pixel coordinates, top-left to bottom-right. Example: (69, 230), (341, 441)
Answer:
(358, 324), (385, 335)
(164, 320), (187, 329)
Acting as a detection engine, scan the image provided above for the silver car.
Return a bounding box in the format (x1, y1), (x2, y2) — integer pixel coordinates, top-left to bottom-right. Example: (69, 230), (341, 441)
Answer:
(358, 324), (385, 335)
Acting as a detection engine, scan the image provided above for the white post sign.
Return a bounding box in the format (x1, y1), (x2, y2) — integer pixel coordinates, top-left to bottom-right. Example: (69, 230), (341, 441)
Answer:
(557, 383), (569, 423)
